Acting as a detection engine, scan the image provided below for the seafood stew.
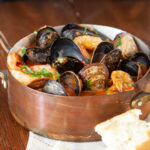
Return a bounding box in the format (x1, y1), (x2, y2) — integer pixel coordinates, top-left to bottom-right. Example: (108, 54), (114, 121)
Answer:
(7, 24), (150, 96)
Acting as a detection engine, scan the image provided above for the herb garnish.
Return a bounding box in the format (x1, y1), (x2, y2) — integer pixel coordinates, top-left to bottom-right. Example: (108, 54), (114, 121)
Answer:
(57, 58), (64, 64)
(115, 37), (121, 47)
(46, 29), (51, 33)
(56, 72), (61, 82)
(34, 30), (38, 35)
(21, 65), (33, 74)
(70, 36), (74, 40)
(21, 48), (26, 55)
(87, 56), (91, 62)
(87, 80), (91, 90)
(106, 88), (111, 94)
(83, 27), (88, 35)
(21, 65), (53, 78)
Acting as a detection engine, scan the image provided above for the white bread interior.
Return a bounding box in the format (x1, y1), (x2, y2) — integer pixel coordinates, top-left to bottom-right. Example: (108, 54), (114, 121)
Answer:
(95, 109), (150, 150)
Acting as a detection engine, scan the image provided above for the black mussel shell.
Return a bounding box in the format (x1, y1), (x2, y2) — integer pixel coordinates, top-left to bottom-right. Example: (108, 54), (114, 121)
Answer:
(133, 52), (150, 68)
(61, 71), (82, 96)
(36, 27), (59, 49)
(104, 49), (121, 73)
(42, 80), (68, 96)
(119, 60), (138, 76)
(61, 24), (108, 40)
(52, 56), (84, 74)
(91, 42), (114, 63)
(78, 63), (109, 90)
(50, 38), (87, 64)
(25, 47), (50, 64)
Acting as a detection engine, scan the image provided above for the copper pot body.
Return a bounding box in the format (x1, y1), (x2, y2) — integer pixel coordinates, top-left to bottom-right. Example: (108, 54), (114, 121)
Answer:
(5, 25), (150, 141)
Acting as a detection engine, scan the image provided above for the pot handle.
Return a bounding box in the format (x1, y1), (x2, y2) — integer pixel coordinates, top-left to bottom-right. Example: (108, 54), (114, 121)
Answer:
(0, 70), (8, 89)
(131, 69), (150, 108)
(0, 31), (11, 54)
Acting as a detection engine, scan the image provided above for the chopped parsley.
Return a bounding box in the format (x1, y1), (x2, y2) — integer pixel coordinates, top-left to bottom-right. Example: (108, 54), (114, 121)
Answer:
(116, 76), (124, 79)
(87, 56), (91, 62)
(106, 88), (111, 94)
(56, 72), (61, 82)
(128, 83), (133, 87)
(57, 58), (64, 64)
(46, 29), (51, 33)
(83, 27), (88, 35)
(21, 48), (26, 55)
(115, 37), (121, 47)
(87, 80), (91, 90)
(21, 65), (53, 78)
(70, 36), (74, 40)
(34, 30), (38, 35)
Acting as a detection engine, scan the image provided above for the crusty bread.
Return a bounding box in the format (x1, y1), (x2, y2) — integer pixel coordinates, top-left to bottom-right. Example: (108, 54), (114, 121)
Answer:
(95, 109), (150, 150)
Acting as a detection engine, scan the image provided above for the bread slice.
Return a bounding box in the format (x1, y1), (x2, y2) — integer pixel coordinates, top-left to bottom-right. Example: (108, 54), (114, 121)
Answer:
(95, 109), (150, 150)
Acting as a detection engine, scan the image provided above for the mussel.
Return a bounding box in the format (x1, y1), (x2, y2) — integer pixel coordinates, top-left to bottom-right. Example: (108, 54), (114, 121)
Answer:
(133, 52), (150, 67)
(43, 80), (68, 96)
(36, 26), (59, 49)
(91, 42), (121, 73)
(79, 63), (109, 90)
(50, 38), (87, 73)
(61, 24), (108, 40)
(52, 56), (84, 73)
(114, 32), (139, 59)
(24, 47), (50, 64)
(119, 60), (138, 76)
(119, 52), (150, 78)
(61, 71), (82, 96)
(91, 42), (114, 63)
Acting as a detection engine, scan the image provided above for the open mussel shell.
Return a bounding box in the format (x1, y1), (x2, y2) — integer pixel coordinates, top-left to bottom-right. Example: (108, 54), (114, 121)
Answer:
(61, 71), (82, 96)
(119, 60), (138, 76)
(42, 80), (68, 96)
(50, 38), (87, 64)
(91, 42), (114, 63)
(36, 26), (59, 49)
(114, 32), (139, 59)
(52, 56), (84, 74)
(61, 24), (108, 40)
(133, 52), (150, 68)
(78, 63), (109, 90)
(24, 47), (50, 64)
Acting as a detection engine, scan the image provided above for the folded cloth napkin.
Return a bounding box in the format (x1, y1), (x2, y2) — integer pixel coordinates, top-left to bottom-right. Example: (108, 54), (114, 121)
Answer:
(26, 113), (150, 150)
(26, 132), (106, 150)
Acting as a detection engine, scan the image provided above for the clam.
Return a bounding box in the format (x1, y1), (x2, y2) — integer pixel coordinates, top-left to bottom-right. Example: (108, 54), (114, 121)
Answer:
(36, 26), (59, 49)
(114, 32), (139, 59)
(78, 63), (109, 90)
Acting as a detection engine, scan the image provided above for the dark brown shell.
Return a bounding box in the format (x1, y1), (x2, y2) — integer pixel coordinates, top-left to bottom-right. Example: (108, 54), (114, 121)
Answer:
(78, 63), (109, 90)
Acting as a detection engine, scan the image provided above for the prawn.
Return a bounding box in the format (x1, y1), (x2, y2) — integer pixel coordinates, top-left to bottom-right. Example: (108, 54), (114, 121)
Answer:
(74, 35), (103, 60)
(108, 70), (134, 93)
(7, 52), (57, 86)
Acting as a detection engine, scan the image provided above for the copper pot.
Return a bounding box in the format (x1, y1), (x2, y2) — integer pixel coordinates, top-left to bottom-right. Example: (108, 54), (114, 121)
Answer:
(0, 25), (150, 142)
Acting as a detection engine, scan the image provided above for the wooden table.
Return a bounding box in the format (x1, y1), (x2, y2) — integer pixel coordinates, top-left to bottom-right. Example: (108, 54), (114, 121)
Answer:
(0, 0), (150, 149)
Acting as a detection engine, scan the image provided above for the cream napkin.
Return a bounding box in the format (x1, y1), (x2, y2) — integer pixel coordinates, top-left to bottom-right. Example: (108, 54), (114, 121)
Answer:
(26, 132), (106, 150)
(26, 113), (150, 150)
